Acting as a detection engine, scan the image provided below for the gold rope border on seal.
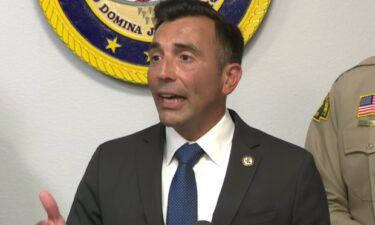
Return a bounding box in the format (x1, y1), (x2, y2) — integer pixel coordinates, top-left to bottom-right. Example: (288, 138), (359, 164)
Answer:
(40, 0), (148, 84)
(40, 0), (271, 85)
(240, 0), (271, 44)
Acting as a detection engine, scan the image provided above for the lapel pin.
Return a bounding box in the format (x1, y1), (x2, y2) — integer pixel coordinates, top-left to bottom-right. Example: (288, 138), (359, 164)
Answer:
(242, 156), (254, 167)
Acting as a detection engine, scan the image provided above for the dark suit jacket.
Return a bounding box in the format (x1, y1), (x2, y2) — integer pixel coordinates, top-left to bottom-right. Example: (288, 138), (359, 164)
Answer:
(67, 110), (330, 225)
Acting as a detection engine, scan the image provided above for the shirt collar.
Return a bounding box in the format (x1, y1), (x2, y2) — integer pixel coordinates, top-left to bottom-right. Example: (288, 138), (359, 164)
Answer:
(165, 109), (235, 167)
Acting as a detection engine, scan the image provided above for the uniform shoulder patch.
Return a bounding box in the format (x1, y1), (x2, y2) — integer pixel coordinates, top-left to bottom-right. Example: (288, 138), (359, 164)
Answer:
(313, 94), (330, 122)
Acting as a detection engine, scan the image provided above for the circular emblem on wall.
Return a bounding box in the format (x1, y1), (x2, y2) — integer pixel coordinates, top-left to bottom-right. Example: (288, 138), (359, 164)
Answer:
(40, 0), (271, 85)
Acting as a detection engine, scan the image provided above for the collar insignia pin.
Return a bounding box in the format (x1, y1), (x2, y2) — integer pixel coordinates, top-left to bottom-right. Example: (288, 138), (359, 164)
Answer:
(242, 156), (254, 167)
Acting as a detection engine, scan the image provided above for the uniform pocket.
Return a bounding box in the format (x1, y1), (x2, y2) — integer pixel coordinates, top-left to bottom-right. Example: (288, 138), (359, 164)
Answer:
(342, 128), (375, 201)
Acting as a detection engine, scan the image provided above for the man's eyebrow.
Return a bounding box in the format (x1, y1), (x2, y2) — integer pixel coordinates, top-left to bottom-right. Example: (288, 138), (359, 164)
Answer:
(148, 42), (161, 52)
(147, 42), (201, 55)
(174, 43), (201, 55)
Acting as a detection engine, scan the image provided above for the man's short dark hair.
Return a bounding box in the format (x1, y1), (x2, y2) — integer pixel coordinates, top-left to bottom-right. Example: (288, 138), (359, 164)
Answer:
(154, 0), (244, 68)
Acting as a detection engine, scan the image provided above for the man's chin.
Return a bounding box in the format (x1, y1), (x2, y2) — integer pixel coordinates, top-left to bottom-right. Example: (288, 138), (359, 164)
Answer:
(159, 118), (178, 127)
(158, 113), (183, 128)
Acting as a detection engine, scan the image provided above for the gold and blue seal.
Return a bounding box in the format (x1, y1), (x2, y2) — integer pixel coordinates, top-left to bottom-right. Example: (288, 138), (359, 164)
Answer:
(40, 0), (271, 85)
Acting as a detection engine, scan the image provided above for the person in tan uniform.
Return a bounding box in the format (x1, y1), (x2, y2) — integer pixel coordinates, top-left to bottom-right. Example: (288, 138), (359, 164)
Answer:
(305, 56), (375, 225)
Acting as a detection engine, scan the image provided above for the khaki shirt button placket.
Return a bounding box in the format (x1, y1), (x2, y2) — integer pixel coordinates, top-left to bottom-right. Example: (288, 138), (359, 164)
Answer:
(366, 143), (374, 150)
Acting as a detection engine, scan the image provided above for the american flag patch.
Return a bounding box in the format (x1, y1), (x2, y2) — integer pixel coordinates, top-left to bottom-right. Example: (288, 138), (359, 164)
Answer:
(357, 94), (375, 118)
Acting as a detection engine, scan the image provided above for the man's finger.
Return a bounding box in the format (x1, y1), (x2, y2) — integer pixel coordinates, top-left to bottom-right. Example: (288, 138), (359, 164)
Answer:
(36, 220), (54, 225)
(39, 191), (62, 221)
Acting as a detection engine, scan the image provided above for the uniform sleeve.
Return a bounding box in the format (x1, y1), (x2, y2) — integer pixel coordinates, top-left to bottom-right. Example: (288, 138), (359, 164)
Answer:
(66, 148), (103, 225)
(305, 84), (362, 225)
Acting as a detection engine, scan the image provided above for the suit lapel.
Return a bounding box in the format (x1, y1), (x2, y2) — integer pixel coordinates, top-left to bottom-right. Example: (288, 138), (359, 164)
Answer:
(136, 124), (165, 225)
(212, 111), (263, 225)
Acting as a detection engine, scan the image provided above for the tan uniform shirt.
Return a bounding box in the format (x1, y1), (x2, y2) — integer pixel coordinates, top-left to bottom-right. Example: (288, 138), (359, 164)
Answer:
(306, 56), (375, 225)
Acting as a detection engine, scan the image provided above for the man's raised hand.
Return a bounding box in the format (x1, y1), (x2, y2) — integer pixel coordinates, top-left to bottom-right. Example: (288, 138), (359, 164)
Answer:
(36, 191), (66, 225)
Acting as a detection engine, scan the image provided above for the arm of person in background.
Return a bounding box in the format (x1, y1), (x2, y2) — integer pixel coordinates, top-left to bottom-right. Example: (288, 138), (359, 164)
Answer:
(305, 87), (362, 225)
(37, 191), (66, 225)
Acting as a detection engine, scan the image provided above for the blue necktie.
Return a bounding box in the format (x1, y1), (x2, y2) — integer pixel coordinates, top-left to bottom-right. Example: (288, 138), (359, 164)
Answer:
(167, 143), (204, 225)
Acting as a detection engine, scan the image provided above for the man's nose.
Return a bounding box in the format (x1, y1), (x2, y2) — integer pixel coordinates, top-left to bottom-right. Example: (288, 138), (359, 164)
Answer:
(157, 58), (177, 81)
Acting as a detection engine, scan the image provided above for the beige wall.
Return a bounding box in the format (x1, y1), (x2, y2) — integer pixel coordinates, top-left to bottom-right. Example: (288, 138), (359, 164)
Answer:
(1, 0), (375, 224)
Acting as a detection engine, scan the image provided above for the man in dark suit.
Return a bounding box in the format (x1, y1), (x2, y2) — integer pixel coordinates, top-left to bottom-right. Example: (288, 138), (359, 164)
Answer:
(37, 1), (330, 225)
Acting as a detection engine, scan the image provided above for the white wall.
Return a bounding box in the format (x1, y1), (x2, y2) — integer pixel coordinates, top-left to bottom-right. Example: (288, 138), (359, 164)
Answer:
(1, 0), (375, 224)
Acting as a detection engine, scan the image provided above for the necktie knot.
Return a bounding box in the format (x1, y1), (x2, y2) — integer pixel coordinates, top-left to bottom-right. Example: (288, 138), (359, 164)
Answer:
(175, 143), (204, 166)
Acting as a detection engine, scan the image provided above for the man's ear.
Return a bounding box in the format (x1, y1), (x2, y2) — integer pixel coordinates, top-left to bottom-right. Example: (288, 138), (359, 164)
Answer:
(221, 63), (242, 96)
